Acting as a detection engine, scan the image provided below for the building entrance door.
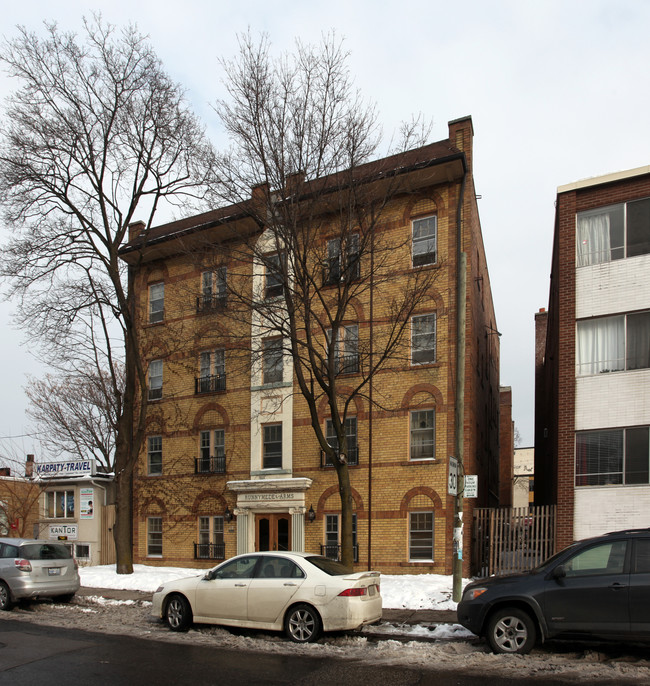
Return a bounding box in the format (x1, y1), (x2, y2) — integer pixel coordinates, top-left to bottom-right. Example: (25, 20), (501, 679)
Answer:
(255, 513), (291, 552)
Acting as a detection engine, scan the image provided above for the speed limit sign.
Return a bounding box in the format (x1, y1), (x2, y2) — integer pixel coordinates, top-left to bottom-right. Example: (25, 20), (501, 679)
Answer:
(448, 456), (458, 496)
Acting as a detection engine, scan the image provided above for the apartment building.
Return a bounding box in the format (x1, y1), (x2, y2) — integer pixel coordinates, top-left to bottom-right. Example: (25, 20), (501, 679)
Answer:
(535, 166), (650, 550)
(120, 116), (501, 575)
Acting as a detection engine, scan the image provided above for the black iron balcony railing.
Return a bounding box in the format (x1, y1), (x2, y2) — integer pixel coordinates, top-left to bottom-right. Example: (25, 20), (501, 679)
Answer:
(194, 542), (226, 560)
(195, 374), (226, 394)
(195, 455), (226, 474)
(320, 543), (359, 563)
(196, 293), (227, 313)
(320, 447), (359, 468)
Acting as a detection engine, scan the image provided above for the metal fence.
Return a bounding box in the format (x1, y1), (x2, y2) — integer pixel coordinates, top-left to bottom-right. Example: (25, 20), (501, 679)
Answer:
(472, 505), (556, 577)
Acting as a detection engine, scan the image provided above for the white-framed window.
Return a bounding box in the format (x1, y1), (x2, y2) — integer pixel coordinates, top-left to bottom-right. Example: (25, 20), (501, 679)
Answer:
(147, 435), (162, 476)
(325, 417), (358, 465)
(576, 426), (649, 486)
(149, 282), (164, 323)
(323, 513), (358, 562)
(412, 216), (437, 267)
(324, 234), (360, 285)
(576, 311), (650, 375)
(45, 490), (75, 519)
(577, 198), (650, 266)
(263, 423), (282, 469)
(148, 359), (163, 400)
(147, 517), (163, 556)
(196, 516), (225, 560)
(262, 338), (283, 384)
(265, 253), (285, 299)
(199, 267), (227, 311)
(409, 511), (434, 561)
(327, 324), (359, 374)
(198, 429), (226, 473)
(410, 409), (435, 460)
(411, 314), (436, 364)
(198, 349), (226, 393)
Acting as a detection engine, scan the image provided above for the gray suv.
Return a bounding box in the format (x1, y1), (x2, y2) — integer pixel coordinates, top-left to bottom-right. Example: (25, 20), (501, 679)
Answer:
(0, 538), (80, 609)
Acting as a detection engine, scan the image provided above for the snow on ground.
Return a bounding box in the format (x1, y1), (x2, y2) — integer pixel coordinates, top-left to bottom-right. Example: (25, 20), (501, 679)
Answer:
(79, 564), (466, 610)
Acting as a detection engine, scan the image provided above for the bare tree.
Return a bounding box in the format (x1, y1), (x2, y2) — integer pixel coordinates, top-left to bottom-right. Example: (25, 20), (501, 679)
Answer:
(0, 16), (216, 572)
(211, 34), (436, 568)
(25, 367), (122, 472)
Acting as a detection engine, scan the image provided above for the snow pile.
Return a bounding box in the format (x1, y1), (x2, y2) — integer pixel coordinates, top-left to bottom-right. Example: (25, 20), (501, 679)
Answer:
(80, 564), (467, 610)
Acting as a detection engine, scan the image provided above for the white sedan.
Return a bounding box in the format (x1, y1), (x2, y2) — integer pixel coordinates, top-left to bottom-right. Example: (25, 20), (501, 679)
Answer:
(151, 551), (382, 643)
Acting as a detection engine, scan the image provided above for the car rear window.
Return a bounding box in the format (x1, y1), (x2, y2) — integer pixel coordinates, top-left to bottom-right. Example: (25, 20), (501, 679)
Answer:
(19, 544), (72, 561)
(305, 556), (353, 576)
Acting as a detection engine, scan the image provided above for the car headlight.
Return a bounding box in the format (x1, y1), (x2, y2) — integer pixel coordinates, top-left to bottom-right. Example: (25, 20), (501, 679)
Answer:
(464, 587), (487, 601)
(154, 585), (164, 594)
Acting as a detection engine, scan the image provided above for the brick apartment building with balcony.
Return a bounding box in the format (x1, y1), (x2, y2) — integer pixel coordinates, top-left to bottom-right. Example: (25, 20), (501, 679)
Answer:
(535, 166), (650, 551)
(119, 116), (502, 575)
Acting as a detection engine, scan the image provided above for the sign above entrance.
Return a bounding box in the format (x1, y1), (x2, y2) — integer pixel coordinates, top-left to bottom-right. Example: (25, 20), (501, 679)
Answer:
(35, 459), (95, 478)
(242, 492), (299, 502)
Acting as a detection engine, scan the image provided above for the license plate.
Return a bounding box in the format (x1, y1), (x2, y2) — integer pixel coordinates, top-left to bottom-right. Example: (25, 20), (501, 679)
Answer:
(48, 567), (61, 576)
(368, 585), (375, 595)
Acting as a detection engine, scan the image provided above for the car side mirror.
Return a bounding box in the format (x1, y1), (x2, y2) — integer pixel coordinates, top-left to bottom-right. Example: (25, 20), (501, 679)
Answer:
(203, 570), (217, 581)
(552, 564), (566, 580)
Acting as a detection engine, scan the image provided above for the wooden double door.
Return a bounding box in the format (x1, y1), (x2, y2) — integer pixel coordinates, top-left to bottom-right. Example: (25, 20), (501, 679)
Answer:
(255, 513), (291, 552)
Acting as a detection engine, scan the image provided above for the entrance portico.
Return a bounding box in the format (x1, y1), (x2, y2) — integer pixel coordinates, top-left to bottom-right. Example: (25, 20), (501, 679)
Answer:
(227, 478), (313, 555)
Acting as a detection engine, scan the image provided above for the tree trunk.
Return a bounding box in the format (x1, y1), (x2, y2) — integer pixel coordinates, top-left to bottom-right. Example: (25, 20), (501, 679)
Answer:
(337, 461), (355, 569)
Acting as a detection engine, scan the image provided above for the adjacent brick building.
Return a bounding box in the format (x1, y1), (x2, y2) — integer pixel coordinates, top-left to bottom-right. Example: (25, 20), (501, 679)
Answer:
(535, 166), (650, 551)
(120, 116), (501, 574)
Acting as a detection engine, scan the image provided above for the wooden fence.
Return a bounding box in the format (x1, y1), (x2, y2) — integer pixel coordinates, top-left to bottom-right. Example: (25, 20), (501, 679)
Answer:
(472, 505), (556, 577)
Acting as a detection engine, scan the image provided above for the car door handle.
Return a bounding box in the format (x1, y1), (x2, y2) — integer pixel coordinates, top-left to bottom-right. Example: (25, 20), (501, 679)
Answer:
(609, 582), (627, 590)
(283, 582), (297, 587)
(235, 583), (247, 587)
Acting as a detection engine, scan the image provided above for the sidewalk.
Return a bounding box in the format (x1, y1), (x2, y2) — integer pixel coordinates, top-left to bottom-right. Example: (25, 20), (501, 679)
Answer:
(78, 587), (458, 625)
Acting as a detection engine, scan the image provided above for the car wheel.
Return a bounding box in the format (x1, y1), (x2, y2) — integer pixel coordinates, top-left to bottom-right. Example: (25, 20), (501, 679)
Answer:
(165, 594), (193, 632)
(284, 603), (322, 643)
(486, 607), (536, 654)
(0, 582), (12, 611)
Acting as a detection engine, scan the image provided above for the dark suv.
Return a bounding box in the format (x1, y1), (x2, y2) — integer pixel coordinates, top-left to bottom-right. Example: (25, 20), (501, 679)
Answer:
(458, 528), (650, 654)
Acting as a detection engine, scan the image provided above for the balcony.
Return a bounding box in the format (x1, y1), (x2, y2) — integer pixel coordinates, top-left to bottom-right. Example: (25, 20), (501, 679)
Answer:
(195, 455), (226, 474)
(196, 293), (227, 314)
(195, 374), (226, 394)
(320, 543), (359, 563)
(194, 542), (226, 560)
(320, 447), (359, 468)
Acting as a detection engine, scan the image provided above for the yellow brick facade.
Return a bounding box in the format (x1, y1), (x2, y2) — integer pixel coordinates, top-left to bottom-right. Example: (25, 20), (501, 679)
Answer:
(124, 117), (500, 576)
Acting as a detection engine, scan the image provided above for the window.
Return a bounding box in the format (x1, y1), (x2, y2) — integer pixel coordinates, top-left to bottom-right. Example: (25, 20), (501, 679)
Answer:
(576, 426), (650, 486)
(577, 198), (650, 266)
(199, 268), (227, 311)
(410, 410), (435, 460)
(197, 429), (226, 473)
(265, 253), (284, 299)
(148, 359), (163, 400)
(196, 516), (225, 560)
(197, 349), (226, 393)
(412, 216), (437, 267)
(75, 544), (90, 560)
(325, 417), (358, 465)
(263, 424), (282, 469)
(328, 324), (359, 374)
(262, 338), (283, 384)
(324, 234), (360, 285)
(577, 312), (650, 375)
(147, 436), (162, 476)
(564, 541), (627, 577)
(322, 514), (358, 562)
(147, 517), (162, 556)
(46, 491), (75, 519)
(409, 511), (434, 561)
(411, 314), (436, 364)
(149, 283), (164, 323)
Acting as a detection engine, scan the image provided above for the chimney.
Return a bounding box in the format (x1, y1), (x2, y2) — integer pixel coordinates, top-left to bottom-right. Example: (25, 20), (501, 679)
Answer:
(448, 116), (474, 174)
(128, 220), (146, 242)
(25, 454), (34, 478)
(0, 467), (10, 477)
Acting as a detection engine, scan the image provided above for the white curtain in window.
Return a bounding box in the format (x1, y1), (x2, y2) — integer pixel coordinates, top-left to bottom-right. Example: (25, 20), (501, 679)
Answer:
(577, 317), (624, 375)
(577, 212), (610, 266)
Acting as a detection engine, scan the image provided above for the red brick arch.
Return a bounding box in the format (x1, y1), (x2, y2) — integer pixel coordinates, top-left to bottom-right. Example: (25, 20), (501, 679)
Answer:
(192, 402), (230, 430)
(137, 495), (167, 515)
(400, 384), (445, 411)
(190, 490), (228, 515)
(400, 486), (443, 515)
(316, 484), (364, 517)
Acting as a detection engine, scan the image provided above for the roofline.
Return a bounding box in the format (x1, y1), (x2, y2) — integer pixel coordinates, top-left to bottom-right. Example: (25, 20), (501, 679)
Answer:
(557, 165), (650, 194)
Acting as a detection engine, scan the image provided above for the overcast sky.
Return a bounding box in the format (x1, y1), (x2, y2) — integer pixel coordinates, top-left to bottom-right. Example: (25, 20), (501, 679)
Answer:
(1, 0), (649, 461)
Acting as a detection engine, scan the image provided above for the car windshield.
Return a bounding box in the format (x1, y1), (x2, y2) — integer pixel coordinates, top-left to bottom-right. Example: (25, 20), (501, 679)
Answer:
(20, 543), (72, 560)
(305, 556), (353, 576)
